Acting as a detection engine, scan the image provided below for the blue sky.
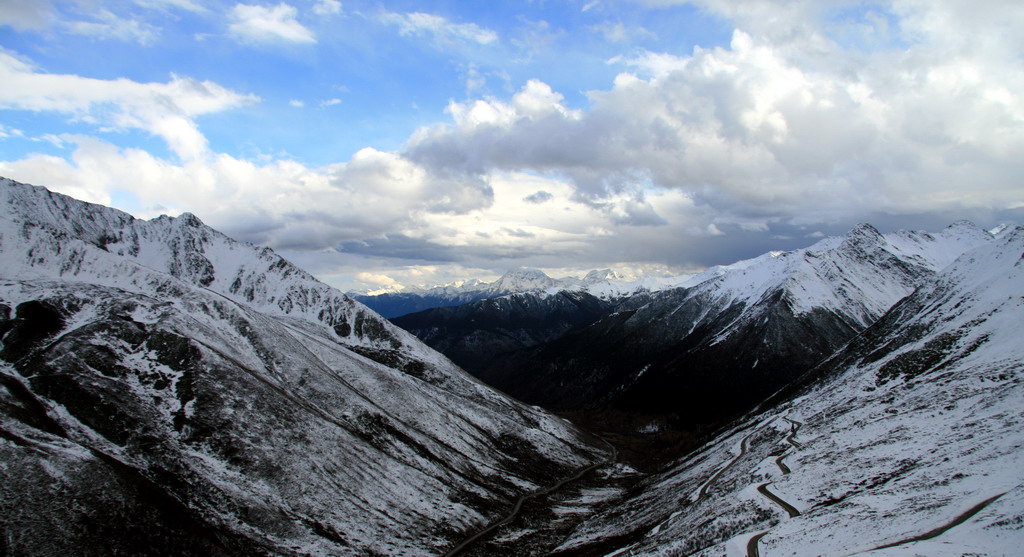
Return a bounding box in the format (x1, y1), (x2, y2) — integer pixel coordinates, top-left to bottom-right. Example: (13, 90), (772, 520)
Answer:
(1, 0), (1022, 291)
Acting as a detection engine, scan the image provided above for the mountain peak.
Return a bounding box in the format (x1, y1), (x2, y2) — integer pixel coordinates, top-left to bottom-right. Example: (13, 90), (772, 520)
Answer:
(938, 219), (992, 241)
(848, 222), (884, 238)
(489, 268), (558, 292)
(175, 211), (204, 226)
(838, 222), (886, 253)
(583, 269), (621, 283)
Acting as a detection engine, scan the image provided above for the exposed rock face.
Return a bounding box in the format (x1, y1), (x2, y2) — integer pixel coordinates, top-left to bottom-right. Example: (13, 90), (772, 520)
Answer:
(0, 178), (604, 555)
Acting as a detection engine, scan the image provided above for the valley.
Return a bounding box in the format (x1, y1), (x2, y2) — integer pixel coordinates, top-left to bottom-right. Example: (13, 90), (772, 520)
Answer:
(1, 177), (1021, 556)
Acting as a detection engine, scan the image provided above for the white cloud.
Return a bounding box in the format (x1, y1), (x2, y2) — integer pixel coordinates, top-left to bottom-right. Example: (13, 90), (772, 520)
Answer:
(3, 0), (1022, 289)
(0, 52), (258, 161)
(0, 135), (494, 255)
(312, 0), (342, 16)
(320, 98), (341, 107)
(37, 133), (65, 147)
(380, 11), (498, 46)
(228, 3), (316, 44)
(289, 99), (304, 107)
(0, 124), (24, 139)
(406, 2), (1024, 227)
(608, 50), (689, 78)
(64, 10), (160, 45)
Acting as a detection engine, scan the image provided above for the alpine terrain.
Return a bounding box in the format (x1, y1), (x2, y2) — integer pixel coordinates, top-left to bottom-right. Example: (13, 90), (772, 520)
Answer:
(0, 178), (608, 556)
(531, 223), (1024, 556)
(392, 222), (997, 439)
(352, 268), (688, 319)
(2, 176), (1021, 557)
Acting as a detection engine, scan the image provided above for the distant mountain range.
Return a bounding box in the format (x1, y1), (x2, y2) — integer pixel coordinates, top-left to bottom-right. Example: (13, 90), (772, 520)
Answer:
(351, 268), (693, 318)
(390, 221), (998, 432)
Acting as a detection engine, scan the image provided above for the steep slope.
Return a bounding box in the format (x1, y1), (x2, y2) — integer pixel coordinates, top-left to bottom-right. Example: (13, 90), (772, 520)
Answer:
(0, 178), (606, 555)
(548, 226), (1024, 556)
(471, 222), (993, 428)
(391, 290), (615, 373)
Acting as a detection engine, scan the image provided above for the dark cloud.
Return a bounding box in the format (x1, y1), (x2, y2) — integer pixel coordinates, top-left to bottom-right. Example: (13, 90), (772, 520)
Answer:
(523, 190), (553, 203)
(337, 234), (463, 263)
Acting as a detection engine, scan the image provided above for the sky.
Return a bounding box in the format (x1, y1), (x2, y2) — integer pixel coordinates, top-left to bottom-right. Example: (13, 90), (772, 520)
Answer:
(1, 0), (1022, 292)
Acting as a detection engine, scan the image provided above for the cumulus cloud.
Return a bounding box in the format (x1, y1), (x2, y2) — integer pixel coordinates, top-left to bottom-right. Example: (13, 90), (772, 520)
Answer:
(3, 0), (1022, 290)
(404, 2), (1024, 229)
(228, 3), (316, 44)
(0, 136), (496, 262)
(0, 54), (499, 272)
(379, 11), (498, 46)
(0, 52), (258, 161)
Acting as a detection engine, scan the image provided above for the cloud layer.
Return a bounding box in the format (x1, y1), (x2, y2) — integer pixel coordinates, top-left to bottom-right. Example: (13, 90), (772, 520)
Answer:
(1, 0), (1022, 290)
(408, 15), (1023, 226)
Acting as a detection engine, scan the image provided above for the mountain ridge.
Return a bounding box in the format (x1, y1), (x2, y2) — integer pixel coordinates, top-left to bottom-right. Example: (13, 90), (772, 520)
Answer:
(352, 267), (694, 318)
(0, 177), (606, 555)
(394, 219), (995, 437)
(541, 225), (1024, 555)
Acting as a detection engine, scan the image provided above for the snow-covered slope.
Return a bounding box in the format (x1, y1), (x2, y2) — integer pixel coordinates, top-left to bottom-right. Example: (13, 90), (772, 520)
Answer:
(551, 227), (1024, 555)
(0, 178), (606, 555)
(675, 221), (992, 329)
(461, 222), (994, 426)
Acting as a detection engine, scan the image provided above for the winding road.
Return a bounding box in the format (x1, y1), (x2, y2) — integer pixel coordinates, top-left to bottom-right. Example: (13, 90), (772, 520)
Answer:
(693, 424), (759, 502)
(745, 415), (805, 557)
(757, 482), (801, 518)
(746, 531), (769, 557)
(782, 417), (803, 449)
(443, 437), (618, 557)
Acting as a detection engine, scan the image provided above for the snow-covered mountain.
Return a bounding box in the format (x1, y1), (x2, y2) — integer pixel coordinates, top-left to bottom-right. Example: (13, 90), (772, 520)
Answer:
(541, 225), (1024, 556)
(0, 178), (606, 555)
(352, 268), (693, 318)
(423, 222), (995, 429)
